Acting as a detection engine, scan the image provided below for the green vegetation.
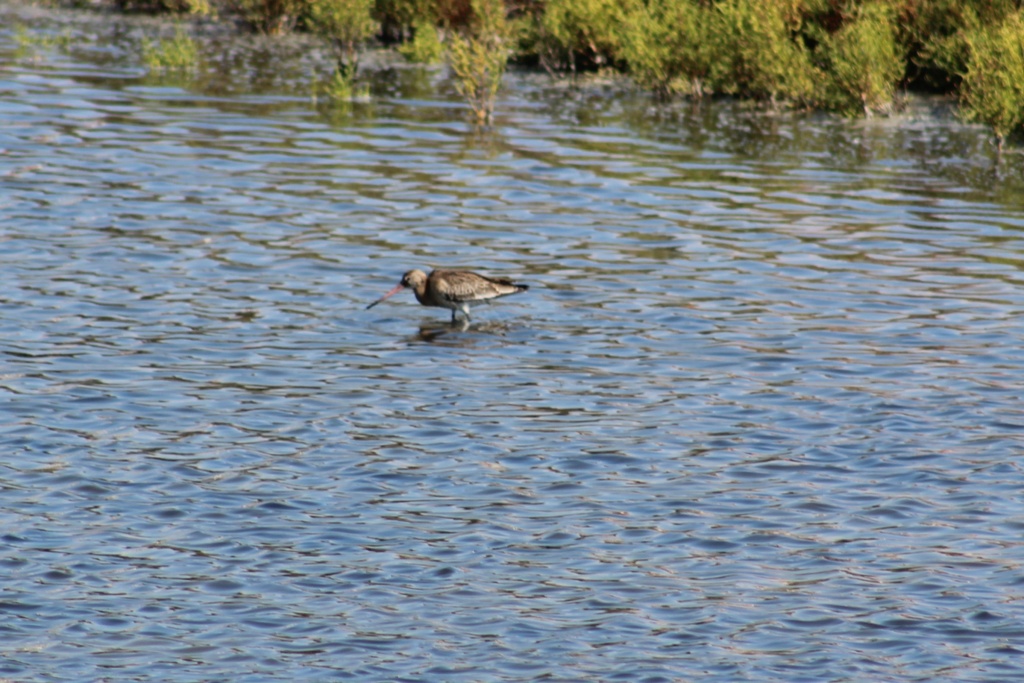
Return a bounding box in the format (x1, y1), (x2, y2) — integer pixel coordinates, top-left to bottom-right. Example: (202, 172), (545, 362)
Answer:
(169, 0), (212, 14)
(446, 0), (509, 123)
(398, 18), (444, 63)
(375, 0), (440, 33)
(619, 0), (711, 98)
(709, 0), (817, 105)
(14, 25), (75, 51)
(902, 0), (1018, 89)
(820, 2), (905, 115)
(305, 0), (377, 78)
(536, 0), (625, 75)
(141, 25), (200, 69)
(313, 64), (371, 101)
(228, 0), (303, 33)
(115, 0), (213, 15)
(56, 0), (1024, 142)
(959, 10), (1024, 152)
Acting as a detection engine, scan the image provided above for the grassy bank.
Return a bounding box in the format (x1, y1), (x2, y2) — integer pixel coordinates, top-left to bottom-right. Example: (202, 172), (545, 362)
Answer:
(26, 0), (1024, 145)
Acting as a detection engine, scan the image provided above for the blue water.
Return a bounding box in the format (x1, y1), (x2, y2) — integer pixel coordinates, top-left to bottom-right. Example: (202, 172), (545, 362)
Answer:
(3, 7), (1024, 681)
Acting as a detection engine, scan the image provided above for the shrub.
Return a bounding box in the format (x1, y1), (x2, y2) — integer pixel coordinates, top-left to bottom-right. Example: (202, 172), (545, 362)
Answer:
(376, 0), (464, 33)
(620, 0), (712, 98)
(537, 0), (629, 74)
(228, 0), (305, 34)
(820, 2), (905, 116)
(306, 0), (378, 77)
(708, 0), (818, 105)
(902, 0), (1018, 90)
(114, 0), (213, 14)
(164, 0), (212, 13)
(959, 10), (1024, 152)
(447, 0), (508, 122)
(398, 18), (445, 63)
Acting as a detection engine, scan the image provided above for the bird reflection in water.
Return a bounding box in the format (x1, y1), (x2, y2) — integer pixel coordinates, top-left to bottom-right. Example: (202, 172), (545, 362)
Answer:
(414, 319), (518, 343)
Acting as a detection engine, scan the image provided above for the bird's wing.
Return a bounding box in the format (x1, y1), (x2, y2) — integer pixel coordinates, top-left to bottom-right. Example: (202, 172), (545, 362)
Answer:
(436, 271), (519, 302)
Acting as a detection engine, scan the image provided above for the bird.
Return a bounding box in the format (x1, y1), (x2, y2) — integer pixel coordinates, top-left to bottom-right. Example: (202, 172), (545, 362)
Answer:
(366, 268), (529, 323)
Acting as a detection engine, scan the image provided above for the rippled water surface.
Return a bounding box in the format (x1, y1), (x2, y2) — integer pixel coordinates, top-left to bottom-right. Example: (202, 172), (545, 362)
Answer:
(4, 6), (1024, 682)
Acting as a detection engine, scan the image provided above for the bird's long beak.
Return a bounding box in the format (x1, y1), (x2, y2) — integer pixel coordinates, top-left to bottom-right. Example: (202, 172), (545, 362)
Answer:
(366, 282), (406, 310)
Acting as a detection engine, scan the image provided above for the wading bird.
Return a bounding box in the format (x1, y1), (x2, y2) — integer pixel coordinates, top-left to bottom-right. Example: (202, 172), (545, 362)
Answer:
(366, 268), (529, 323)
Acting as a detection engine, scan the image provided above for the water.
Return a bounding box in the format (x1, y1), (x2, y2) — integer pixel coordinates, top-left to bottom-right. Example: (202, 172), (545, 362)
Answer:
(3, 6), (1024, 681)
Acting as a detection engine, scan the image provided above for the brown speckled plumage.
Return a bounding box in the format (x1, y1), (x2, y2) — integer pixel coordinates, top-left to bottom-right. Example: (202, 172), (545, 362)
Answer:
(367, 268), (529, 322)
